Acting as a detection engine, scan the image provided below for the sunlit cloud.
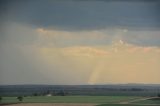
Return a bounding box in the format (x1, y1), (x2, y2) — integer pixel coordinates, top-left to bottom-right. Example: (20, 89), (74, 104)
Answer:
(1, 23), (160, 84)
(36, 28), (106, 39)
(37, 38), (160, 84)
(62, 46), (109, 57)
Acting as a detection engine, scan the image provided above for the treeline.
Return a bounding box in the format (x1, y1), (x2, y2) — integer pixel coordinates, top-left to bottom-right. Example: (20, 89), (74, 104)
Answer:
(0, 85), (160, 96)
(32, 90), (69, 96)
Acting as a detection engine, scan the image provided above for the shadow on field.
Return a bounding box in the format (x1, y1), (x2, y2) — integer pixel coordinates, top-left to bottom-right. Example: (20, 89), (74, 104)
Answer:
(0, 103), (20, 106)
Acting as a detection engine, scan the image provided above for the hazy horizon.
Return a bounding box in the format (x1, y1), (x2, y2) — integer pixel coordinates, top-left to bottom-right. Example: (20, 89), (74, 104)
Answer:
(0, 0), (160, 85)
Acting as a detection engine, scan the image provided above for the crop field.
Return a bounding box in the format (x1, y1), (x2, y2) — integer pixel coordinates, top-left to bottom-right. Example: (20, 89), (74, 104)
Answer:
(0, 96), (140, 104)
(0, 96), (160, 106)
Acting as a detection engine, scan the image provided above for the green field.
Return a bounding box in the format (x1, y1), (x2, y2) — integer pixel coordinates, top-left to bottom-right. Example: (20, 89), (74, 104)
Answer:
(0, 96), (140, 104)
(0, 96), (160, 106)
(97, 104), (160, 106)
(132, 98), (160, 105)
(97, 97), (160, 106)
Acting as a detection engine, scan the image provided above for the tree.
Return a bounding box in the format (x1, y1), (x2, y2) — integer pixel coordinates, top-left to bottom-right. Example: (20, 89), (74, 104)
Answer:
(158, 93), (160, 97)
(0, 96), (2, 102)
(17, 96), (23, 102)
(33, 93), (38, 96)
(57, 90), (66, 96)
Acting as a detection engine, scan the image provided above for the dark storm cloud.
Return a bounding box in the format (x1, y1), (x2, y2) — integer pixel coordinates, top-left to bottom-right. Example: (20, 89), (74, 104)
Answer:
(0, 0), (160, 47)
(0, 0), (160, 30)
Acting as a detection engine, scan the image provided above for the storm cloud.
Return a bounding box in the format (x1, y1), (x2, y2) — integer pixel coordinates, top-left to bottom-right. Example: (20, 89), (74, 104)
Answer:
(1, 0), (160, 30)
(0, 0), (160, 85)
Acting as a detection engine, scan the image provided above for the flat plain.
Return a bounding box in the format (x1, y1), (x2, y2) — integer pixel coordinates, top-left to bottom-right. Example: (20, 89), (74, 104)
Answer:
(1, 96), (160, 106)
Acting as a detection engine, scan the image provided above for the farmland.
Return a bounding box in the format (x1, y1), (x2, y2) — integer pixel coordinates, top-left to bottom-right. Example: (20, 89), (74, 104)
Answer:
(0, 96), (160, 106)
(0, 85), (160, 106)
(0, 96), (140, 104)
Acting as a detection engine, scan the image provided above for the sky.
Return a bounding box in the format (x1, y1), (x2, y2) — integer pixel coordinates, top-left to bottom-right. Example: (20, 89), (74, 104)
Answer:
(0, 0), (160, 85)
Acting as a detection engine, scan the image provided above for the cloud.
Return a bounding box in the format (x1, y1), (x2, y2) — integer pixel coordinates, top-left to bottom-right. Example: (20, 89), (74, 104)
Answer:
(37, 40), (160, 84)
(1, 0), (160, 30)
(36, 27), (110, 47)
(36, 28), (106, 39)
(36, 27), (160, 47)
(0, 22), (37, 45)
(62, 46), (109, 57)
(123, 30), (160, 46)
(1, 22), (160, 85)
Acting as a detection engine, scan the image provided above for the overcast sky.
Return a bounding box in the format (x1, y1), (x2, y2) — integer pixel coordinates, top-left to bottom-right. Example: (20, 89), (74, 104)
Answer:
(0, 0), (160, 85)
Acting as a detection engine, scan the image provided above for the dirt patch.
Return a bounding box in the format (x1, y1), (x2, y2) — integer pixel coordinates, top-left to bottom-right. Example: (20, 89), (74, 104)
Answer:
(1, 103), (97, 106)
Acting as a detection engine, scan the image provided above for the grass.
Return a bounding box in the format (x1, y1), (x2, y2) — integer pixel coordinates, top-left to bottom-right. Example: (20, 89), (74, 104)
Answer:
(0, 96), (140, 104)
(1, 96), (160, 106)
(132, 97), (160, 104)
(97, 104), (160, 106)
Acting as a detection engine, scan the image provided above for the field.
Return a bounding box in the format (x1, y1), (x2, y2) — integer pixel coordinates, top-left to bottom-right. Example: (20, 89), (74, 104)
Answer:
(131, 97), (160, 105)
(0, 96), (140, 104)
(97, 104), (160, 106)
(0, 96), (160, 106)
